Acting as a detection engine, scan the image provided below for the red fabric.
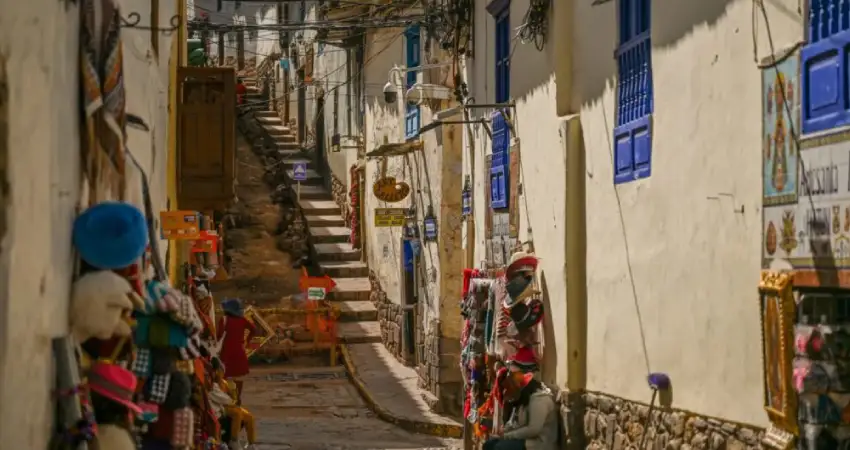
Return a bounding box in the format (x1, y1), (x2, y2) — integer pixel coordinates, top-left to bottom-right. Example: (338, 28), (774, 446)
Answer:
(236, 83), (247, 105)
(216, 315), (256, 378)
(462, 268), (475, 298)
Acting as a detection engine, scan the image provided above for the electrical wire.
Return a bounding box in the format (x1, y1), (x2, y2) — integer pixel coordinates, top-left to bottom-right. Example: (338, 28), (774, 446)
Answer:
(516, 0), (549, 51)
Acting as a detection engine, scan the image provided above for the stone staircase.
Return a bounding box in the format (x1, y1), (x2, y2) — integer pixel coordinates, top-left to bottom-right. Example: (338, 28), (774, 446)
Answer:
(246, 79), (381, 345)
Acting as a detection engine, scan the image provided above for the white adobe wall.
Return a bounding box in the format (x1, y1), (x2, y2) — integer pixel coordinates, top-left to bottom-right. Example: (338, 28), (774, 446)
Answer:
(575, 0), (801, 425)
(315, 42), (361, 186)
(0, 0), (174, 446)
(464, 0), (568, 386)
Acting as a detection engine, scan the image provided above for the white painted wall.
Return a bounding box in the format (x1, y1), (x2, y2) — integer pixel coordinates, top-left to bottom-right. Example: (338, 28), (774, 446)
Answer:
(315, 42), (361, 186)
(573, 0), (801, 426)
(0, 0), (174, 446)
(463, 0), (568, 386)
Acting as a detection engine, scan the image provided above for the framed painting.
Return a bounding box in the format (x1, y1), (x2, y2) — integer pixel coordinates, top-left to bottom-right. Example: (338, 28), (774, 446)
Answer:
(243, 306), (276, 358)
(758, 271), (797, 434)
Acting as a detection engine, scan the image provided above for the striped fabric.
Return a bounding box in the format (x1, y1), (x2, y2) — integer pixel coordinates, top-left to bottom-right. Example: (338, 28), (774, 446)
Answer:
(80, 0), (127, 201)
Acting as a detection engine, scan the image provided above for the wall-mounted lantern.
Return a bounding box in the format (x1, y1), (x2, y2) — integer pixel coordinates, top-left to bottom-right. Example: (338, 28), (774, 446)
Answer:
(331, 134), (341, 152)
(423, 205), (438, 242)
(461, 175), (472, 218)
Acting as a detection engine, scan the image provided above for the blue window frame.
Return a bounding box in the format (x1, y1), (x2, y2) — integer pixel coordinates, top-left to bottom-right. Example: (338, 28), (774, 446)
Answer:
(801, 1), (850, 134)
(613, 0), (653, 185)
(405, 26), (421, 139)
(490, 111), (510, 209)
(494, 6), (510, 103)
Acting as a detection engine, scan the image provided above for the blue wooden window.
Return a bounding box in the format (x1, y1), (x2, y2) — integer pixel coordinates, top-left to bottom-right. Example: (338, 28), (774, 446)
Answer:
(405, 26), (421, 139)
(801, 0), (850, 134)
(494, 7), (510, 103)
(490, 111), (510, 209)
(613, 0), (653, 185)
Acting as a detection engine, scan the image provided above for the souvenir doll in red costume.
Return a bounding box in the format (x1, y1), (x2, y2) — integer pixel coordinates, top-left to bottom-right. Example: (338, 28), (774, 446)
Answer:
(216, 298), (256, 405)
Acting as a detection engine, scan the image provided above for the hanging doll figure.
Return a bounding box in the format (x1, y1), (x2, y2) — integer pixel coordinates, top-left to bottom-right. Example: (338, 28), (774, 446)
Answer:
(209, 358), (258, 450)
(216, 298), (257, 405)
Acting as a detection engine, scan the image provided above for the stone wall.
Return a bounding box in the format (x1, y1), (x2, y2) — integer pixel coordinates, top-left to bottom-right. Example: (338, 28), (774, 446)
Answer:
(560, 391), (765, 450)
(369, 270), (406, 364)
(330, 174), (349, 223)
(417, 318), (440, 396)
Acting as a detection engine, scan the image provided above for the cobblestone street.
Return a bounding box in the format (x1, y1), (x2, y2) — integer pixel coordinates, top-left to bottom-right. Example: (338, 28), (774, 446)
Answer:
(241, 363), (461, 450)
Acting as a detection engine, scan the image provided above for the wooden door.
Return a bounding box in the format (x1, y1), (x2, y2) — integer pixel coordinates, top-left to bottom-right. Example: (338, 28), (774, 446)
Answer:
(177, 67), (236, 211)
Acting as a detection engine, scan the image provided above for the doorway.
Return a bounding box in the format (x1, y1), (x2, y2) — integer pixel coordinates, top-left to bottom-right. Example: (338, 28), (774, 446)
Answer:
(401, 236), (420, 363)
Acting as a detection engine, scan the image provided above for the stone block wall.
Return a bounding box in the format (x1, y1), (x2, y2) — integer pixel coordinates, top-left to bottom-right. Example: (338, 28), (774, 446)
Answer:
(416, 319), (463, 418)
(330, 174), (349, 223)
(560, 391), (765, 450)
(368, 271), (406, 364)
(417, 318), (441, 396)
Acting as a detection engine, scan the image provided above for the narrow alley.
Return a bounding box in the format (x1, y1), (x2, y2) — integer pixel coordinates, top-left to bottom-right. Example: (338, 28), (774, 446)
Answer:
(215, 79), (461, 449)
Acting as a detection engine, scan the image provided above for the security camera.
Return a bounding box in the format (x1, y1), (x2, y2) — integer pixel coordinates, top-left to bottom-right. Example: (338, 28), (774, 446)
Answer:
(383, 81), (398, 104)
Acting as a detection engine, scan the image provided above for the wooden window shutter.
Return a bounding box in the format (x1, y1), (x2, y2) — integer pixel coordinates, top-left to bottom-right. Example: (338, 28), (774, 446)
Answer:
(305, 47), (314, 82)
(490, 111), (509, 209)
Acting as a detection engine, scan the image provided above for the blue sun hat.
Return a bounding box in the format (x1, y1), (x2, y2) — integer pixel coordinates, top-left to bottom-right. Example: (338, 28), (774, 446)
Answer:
(73, 202), (149, 270)
(221, 298), (245, 317)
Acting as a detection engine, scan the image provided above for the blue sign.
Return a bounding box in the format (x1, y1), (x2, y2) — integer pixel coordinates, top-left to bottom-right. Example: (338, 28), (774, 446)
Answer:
(292, 161), (308, 181)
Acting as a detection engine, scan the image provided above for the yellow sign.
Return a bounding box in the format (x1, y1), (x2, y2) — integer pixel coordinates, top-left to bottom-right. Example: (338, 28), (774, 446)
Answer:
(160, 211), (201, 240)
(374, 208), (406, 227)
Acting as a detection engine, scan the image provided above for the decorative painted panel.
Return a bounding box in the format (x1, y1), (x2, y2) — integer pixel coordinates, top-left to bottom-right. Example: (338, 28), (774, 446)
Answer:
(758, 272), (797, 435)
(762, 52), (800, 206)
(762, 132), (850, 276)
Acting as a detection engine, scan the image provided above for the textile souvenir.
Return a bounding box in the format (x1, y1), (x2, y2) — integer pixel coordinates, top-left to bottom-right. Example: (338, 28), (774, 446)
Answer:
(145, 280), (180, 313)
(505, 251), (539, 279)
(507, 346), (539, 372)
(73, 202), (147, 269)
(147, 372), (172, 404)
(164, 372), (193, 410)
(170, 290), (204, 333)
(510, 299), (544, 330)
(87, 362), (142, 414)
(171, 407), (195, 447)
(503, 273), (535, 308)
(71, 271), (141, 342)
(799, 394), (842, 424)
(132, 348), (153, 378)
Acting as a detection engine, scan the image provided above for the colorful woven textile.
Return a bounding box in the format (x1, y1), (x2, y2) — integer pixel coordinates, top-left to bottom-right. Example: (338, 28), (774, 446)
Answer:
(80, 0), (127, 201)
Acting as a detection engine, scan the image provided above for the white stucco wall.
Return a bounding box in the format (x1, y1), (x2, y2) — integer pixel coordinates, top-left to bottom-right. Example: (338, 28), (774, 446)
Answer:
(574, 0), (801, 426)
(0, 1), (174, 446)
(463, 0), (568, 386)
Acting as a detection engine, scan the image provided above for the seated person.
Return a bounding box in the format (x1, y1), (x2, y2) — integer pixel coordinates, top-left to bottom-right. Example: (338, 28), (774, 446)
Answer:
(484, 371), (558, 450)
(208, 359), (257, 450)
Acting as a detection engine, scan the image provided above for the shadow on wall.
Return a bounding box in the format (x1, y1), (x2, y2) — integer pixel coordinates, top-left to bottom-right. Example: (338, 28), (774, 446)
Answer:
(539, 271), (559, 385)
(572, 0), (735, 108)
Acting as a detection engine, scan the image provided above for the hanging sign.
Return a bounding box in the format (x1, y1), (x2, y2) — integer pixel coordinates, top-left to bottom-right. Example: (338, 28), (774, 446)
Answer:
(375, 208), (407, 227)
(190, 231), (219, 253)
(160, 211), (201, 240)
(373, 177), (411, 203)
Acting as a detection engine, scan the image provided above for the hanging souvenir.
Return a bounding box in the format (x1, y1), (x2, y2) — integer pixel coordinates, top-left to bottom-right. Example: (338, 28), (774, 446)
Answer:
(72, 202), (149, 270)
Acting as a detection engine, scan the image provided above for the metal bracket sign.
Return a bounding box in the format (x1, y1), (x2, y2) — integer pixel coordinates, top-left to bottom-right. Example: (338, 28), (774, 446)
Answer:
(292, 161), (308, 181)
(374, 208), (406, 227)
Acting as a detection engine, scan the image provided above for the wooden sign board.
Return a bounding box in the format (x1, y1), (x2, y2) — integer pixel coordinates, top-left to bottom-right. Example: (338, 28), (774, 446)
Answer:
(375, 208), (406, 227)
(161, 211), (201, 240)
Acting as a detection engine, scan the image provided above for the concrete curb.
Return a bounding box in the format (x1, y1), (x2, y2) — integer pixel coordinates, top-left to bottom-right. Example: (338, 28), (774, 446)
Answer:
(338, 344), (464, 439)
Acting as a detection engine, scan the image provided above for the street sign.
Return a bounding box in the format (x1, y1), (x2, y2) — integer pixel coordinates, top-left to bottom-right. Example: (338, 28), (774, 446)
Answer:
(160, 210), (201, 240)
(292, 161), (308, 181)
(374, 208), (406, 227)
(307, 287), (326, 300)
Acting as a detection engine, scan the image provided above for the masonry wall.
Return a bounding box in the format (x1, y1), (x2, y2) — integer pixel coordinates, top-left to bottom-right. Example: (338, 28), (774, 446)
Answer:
(572, 0), (801, 428)
(0, 0), (175, 447)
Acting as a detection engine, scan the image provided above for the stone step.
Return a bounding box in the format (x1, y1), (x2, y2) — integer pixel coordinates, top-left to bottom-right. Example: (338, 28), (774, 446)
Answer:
(336, 300), (378, 322)
(264, 125), (292, 136)
(309, 225), (350, 244)
(337, 321), (382, 344)
(275, 141), (301, 151)
(329, 277), (371, 301)
(299, 199), (340, 215)
(294, 185), (332, 200)
(314, 243), (361, 262)
(319, 261), (369, 278)
(304, 215), (346, 227)
(254, 111), (278, 118)
(257, 116), (283, 126)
